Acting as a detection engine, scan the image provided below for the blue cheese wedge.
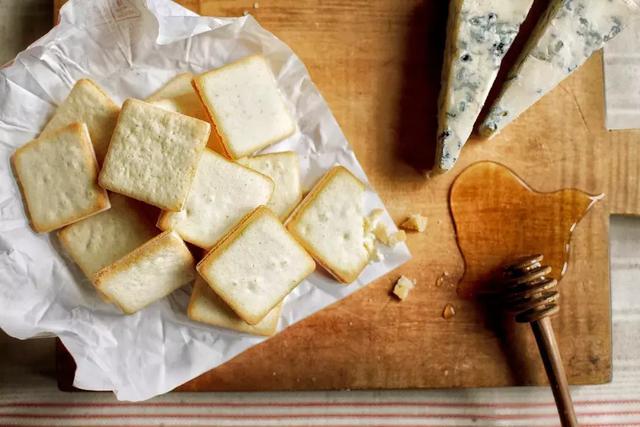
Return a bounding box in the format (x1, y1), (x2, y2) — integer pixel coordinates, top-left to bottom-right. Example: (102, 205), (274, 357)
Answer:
(436, 0), (533, 172)
(479, 0), (639, 138)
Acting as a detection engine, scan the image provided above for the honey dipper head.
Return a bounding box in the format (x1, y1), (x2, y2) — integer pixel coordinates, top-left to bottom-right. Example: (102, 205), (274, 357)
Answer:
(500, 255), (559, 323)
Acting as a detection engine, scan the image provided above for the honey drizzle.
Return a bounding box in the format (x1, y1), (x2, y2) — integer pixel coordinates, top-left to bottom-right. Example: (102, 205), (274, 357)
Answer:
(450, 161), (601, 298)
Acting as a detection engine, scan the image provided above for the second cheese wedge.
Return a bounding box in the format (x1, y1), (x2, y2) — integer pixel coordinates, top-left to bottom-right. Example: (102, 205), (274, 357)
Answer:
(436, 0), (533, 172)
(479, 0), (637, 138)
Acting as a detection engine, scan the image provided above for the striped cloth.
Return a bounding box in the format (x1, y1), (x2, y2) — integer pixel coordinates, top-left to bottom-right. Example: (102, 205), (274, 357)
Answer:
(1, 219), (639, 426)
(1, 387), (640, 426)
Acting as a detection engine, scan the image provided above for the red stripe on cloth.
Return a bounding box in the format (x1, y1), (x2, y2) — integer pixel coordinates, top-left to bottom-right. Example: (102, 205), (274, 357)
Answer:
(0, 425), (483, 427)
(582, 425), (640, 427)
(1, 411), (639, 420)
(1, 423), (638, 427)
(2, 423), (639, 427)
(0, 412), (578, 420)
(1, 399), (639, 409)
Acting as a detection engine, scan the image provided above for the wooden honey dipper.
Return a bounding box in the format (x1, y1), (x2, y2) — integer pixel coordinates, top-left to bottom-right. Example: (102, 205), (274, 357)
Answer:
(499, 254), (578, 427)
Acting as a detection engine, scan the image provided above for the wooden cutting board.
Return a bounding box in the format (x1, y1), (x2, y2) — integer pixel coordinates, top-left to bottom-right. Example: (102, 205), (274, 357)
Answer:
(54, 0), (640, 391)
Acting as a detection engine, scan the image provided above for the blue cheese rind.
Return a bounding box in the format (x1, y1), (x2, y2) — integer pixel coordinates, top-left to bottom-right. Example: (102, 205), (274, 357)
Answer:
(479, 0), (639, 138)
(436, 0), (534, 172)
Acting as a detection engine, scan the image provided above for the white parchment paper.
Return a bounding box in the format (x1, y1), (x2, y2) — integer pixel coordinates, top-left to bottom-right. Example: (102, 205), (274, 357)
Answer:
(0, 0), (411, 401)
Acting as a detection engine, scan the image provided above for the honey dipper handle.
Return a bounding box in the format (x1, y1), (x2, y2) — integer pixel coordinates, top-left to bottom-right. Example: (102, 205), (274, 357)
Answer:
(531, 317), (579, 427)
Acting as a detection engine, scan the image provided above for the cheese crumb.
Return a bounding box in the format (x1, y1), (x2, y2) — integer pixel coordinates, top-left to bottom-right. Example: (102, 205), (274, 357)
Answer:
(374, 222), (389, 243)
(364, 209), (384, 233)
(374, 223), (406, 247)
(364, 235), (376, 254)
(387, 230), (406, 246)
(400, 214), (428, 232)
(393, 275), (415, 301)
(364, 209), (386, 263)
(364, 235), (384, 263)
(370, 247), (384, 263)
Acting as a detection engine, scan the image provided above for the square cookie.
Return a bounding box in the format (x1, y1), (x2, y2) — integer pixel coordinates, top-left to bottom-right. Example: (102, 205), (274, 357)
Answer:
(147, 72), (198, 102)
(12, 122), (110, 233)
(238, 151), (302, 220)
(41, 79), (119, 164)
(99, 99), (210, 211)
(58, 193), (159, 281)
(197, 207), (315, 325)
(157, 149), (274, 249)
(286, 166), (368, 283)
(146, 73), (226, 155)
(146, 73), (206, 121)
(193, 55), (296, 158)
(188, 275), (282, 336)
(94, 230), (196, 314)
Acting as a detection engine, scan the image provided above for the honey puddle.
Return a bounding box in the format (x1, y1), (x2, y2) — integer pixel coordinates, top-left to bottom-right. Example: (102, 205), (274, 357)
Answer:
(450, 161), (602, 298)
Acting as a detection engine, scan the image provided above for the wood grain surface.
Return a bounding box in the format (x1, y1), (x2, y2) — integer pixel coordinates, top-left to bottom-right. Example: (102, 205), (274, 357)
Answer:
(53, 0), (640, 391)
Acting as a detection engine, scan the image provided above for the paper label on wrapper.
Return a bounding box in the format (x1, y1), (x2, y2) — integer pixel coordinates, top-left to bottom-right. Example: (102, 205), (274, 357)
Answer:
(0, 0), (410, 401)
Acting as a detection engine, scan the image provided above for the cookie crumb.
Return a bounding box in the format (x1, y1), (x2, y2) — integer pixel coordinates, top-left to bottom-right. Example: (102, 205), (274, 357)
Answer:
(364, 209), (384, 233)
(375, 223), (406, 246)
(393, 275), (415, 301)
(364, 209), (386, 262)
(400, 214), (428, 232)
(369, 247), (384, 263)
(387, 230), (406, 246)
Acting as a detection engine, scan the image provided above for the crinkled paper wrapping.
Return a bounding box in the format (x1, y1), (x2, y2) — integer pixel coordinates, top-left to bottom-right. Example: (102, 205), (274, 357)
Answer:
(0, 0), (411, 401)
